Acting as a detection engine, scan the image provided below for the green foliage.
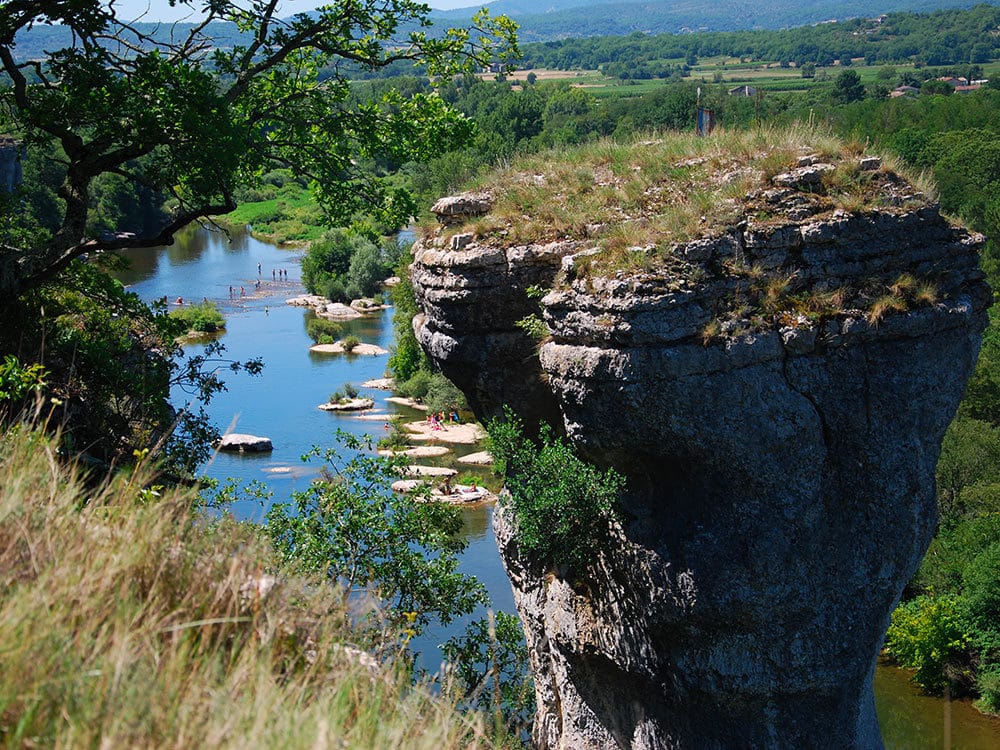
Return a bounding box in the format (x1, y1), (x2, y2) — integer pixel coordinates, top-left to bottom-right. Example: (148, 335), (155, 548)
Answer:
(487, 408), (624, 574)
(885, 595), (973, 694)
(329, 383), (359, 403)
(302, 228), (371, 299)
(388, 248), (430, 383)
(0, 355), (46, 405)
(833, 70), (865, 103)
(305, 317), (343, 344)
(961, 543), (1000, 660)
(264, 437), (488, 633)
(397, 369), (433, 400)
(936, 417), (1000, 525)
(377, 415), (413, 451)
(960, 306), (1000, 424)
(442, 611), (534, 737)
(975, 666), (1000, 715)
(168, 301), (225, 334)
(424, 373), (469, 415)
(301, 227), (396, 303)
(515, 314), (547, 342)
(341, 335), (361, 353)
(917, 513), (1000, 595)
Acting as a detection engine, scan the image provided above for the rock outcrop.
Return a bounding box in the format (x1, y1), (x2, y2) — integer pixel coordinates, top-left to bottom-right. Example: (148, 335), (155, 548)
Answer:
(0, 138), (23, 195)
(411, 142), (990, 748)
(216, 433), (273, 453)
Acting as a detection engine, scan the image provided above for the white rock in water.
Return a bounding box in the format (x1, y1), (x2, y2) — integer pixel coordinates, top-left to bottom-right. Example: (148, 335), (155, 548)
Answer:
(457, 450), (493, 465)
(321, 302), (362, 318)
(217, 433), (273, 452)
(405, 465), (458, 477)
(318, 397), (375, 411)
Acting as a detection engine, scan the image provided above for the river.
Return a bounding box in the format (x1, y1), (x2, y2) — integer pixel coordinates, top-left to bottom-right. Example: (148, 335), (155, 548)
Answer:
(115, 224), (1000, 748)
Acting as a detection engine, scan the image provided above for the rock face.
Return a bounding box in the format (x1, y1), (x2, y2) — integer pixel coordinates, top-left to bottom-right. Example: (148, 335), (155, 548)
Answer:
(0, 138), (23, 195)
(411, 152), (991, 748)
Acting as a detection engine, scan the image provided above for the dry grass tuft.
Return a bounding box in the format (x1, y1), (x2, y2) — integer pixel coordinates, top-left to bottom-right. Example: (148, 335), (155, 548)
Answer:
(866, 294), (909, 326)
(0, 427), (507, 749)
(700, 319), (722, 346)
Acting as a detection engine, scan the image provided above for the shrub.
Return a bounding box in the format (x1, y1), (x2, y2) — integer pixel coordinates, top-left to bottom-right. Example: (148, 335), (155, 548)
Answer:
(424, 373), (468, 414)
(0, 355), (47, 404)
(398, 369), (433, 400)
(169, 301), (225, 333)
(305, 317), (343, 344)
(265, 439), (488, 633)
(341, 335), (361, 353)
(961, 543), (1000, 659)
(301, 227), (390, 303)
(487, 408), (624, 575)
(884, 595), (972, 693)
(975, 666), (1000, 715)
(377, 415), (413, 451)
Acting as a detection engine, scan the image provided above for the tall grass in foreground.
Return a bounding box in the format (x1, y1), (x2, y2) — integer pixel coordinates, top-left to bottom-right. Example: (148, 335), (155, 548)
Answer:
(0, 426), (507, 749)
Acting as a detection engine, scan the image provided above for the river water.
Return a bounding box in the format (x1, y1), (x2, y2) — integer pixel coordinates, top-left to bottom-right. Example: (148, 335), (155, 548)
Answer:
(115, 225), (1000, 748)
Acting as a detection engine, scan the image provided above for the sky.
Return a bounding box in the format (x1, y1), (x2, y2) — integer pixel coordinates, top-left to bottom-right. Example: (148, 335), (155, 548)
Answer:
(110, 0), (477, 23)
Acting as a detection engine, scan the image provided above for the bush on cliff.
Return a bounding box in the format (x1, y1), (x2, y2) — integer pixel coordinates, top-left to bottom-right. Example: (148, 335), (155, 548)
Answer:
(487, 408), (624, 575)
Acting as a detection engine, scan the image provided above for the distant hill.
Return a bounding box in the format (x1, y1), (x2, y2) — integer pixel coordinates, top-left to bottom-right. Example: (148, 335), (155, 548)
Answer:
(8, 0), (1000, 59)
(435, 0), (1000, 40)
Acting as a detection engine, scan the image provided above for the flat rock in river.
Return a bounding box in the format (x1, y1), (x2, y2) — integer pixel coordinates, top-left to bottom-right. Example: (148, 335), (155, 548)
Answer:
(217, 433), (273, 452)
(457, 450), (493, 465)
(318, 397), (375, 411)
(378, 445), (451, 458)
(405, 465), (458, 478)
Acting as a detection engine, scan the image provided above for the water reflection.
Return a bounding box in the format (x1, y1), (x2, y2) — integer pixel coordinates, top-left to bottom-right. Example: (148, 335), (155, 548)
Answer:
(876, 661), (1000, 749)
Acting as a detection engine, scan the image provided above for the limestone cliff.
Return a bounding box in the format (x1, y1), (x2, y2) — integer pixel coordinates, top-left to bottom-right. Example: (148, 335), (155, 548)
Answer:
(0, 137), (23, 194)
(410, 135), (990, 748)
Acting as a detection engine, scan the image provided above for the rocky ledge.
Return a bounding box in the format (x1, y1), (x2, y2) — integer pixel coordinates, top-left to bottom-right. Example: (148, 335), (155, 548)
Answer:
(410, 140), (990, 748)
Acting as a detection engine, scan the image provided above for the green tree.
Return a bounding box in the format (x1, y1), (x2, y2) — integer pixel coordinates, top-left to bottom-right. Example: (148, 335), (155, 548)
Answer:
(301, 228), (371, 300)
(0, 0), (516, 468)
(0, 0), (518, 300)
(885, 595), (972, 693)
(265, 438), (487, 634)
(921, 80), (954, 97)
(832, 69), (865, 103)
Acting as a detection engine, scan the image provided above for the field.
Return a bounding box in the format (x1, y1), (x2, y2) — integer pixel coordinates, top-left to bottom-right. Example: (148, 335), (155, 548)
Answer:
(500, 56), (999, 100)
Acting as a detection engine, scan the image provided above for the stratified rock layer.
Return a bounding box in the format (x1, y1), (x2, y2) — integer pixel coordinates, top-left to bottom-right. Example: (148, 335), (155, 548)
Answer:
(411, 156), (990, 748)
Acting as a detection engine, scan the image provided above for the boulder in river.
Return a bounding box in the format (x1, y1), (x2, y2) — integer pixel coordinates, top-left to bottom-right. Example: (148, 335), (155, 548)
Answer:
(216, 433), (273, 453)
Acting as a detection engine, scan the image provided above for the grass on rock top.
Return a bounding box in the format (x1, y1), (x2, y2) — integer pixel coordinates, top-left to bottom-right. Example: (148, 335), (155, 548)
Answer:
(425, 125), (935, 276)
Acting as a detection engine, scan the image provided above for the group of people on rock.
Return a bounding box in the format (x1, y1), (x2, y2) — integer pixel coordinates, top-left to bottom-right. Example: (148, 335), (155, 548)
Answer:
(427, 410), (461, 431)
